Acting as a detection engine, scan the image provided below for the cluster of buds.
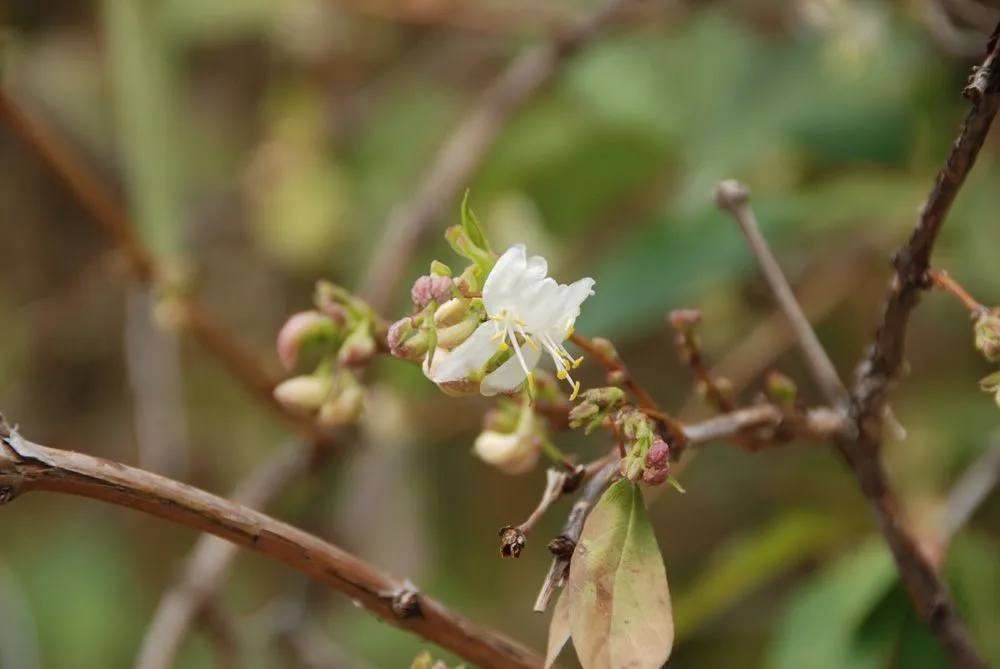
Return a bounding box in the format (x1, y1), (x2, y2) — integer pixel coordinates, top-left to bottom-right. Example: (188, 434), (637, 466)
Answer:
(974, 308), (1000, 363)
(388, 195), (596, 401)
(272, 281), (378, 426)
(616, 408), (671, 487)
(568, 386), (627, 433)
(473, 398), (550, 474)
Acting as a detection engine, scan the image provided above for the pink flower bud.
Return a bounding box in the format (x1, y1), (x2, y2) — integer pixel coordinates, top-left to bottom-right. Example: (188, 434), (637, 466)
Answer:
(276, 310), (337, 371)
(411, 275), (453, 309)
(645, 439), (670, 470)
(642, 467), (670, 486)
(388, 317), (429, 360)
(338, 324), (376, 366)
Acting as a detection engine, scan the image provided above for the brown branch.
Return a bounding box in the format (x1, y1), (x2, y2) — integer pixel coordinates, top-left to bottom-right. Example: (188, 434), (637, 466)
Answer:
(942, 435), (1000, 544)
(837, 25), (1000, 669)
(0, 424), (542, 669)
(532, 403), (846, 611)
(715, 181), (848, 407)
(358, 0), (633, 313)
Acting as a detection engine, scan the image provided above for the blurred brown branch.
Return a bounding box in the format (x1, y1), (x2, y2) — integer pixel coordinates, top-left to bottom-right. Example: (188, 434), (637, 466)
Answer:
(837, 22), (1000, 669)
(0, 421), (543, 669)
(0, 91), (319, 434)
(711, 24), (1000, 668)
(358, 0), (635, 312)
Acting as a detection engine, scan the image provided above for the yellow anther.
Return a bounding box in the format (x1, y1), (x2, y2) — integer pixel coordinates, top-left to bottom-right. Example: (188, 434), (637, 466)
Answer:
(498, 341), (509, 352)
(557, 369), (568, 380)
(572, 355), (584, 369)
(569, 381), (581, 401)
(515, 318), (527, 327)
(525, 336), (539, 352)
(490, 330), (505, 342)
(566, 325), (575, 338)
(525, 372), (537, 399)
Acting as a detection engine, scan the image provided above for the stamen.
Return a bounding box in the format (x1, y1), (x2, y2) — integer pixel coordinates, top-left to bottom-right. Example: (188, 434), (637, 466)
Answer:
(569, 381), (581, 401)
(572, 355), (584, 368)
(515, 323), (539, 351)
(508, 330), (536, 399)
(498, 341), (509, 352)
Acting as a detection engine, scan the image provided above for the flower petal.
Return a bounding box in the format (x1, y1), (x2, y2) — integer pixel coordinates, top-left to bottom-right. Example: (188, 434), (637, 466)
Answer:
(551, 277), (595, 333)
(428, 322), (495, 382)
(481, 344), (541, 396)
(483, 244), (527, 316)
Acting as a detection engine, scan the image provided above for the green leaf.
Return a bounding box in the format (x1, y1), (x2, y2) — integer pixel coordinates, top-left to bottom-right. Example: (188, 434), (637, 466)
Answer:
(460, 191), (492, 254)
(566, 480), (673, 669)
(768, 538), (899, 669)
(545, 589), (572, 669)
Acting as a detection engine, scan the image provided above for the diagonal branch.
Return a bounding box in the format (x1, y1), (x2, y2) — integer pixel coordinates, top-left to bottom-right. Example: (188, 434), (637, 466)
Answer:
(358, 0), (634, 313)
(836, 23), (1000, 669)
(714, 181), (848, 407)
(0, 420), (542, 669)
(0, 90), (324, 435)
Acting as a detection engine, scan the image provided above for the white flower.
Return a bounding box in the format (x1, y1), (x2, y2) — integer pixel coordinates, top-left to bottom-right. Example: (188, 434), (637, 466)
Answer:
(473, 430), (540, 474)
(427, 244), (595, 398)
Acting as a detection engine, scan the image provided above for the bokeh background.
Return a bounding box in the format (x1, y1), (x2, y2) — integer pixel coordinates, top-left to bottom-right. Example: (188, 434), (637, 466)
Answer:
(2, 0), (1000, 667)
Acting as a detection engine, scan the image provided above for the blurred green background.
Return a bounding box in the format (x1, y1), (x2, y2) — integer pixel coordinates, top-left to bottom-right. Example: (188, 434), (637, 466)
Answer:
(2, 0), (1000, 667)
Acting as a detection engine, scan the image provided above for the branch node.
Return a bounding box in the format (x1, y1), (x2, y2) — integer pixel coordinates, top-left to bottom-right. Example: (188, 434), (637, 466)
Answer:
(547, 536), (576, 560)
(389, 583), (423, 620)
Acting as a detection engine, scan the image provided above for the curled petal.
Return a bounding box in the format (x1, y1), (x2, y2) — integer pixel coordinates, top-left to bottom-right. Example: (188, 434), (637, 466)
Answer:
(427, 322), (495, 383)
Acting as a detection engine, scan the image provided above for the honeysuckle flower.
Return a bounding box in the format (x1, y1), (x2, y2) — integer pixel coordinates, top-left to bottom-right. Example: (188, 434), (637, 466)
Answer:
(427, 244), (595, 398)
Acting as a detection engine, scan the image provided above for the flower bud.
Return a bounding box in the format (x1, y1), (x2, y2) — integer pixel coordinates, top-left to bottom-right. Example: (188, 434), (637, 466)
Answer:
(317, 384), (365, 427)
(620, 452), (644, 482)
(273, 375), (331, 412)
(765, 371), (798, 405)
(473, 430), (540, 474)
(388, 317), (429, 360)
(453, 263), (485, 294)
(589, 337), (618, 362)
(338, 324), (376, 366)
(437, 313), (483, 350)
(275, 310), (339, 371)
(434, 298), (471, 328)
(974, 309), (1000, 363)
(607, 370), (628, 386)
(568, 401), (599, 427)
(313, 281), (354, 326)
(577, 386), (627, 409)
(645, 438), (670, 470)
(411, 275), (454, 310)
(668, 309), (703, 332)
(642, 467), (670, 486)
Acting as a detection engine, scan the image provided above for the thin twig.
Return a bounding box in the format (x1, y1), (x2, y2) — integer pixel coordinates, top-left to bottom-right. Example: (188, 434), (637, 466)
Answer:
(534, 460), (617, 612)
(0, 425), (542, 669)
(927, 269), (985, 313)
(532, 403), (847, 611)
(715, 181), (848, 407)
(569, 333), (688, 448)
(358, 0), (633, 313)
(197, 601), (241, 669)
(840, 24), (1000, 669)
(942, 435), (1000, 544)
